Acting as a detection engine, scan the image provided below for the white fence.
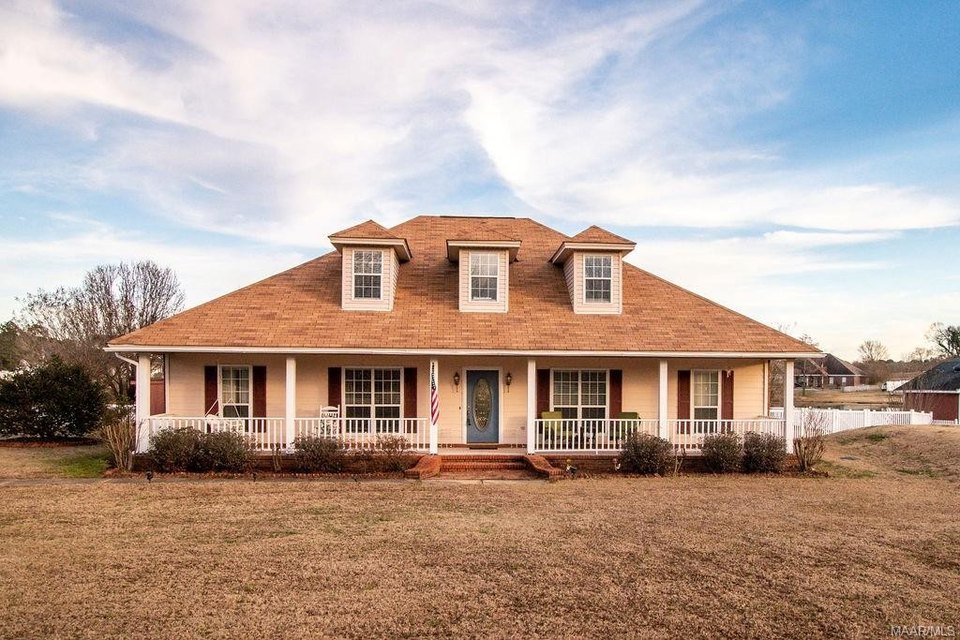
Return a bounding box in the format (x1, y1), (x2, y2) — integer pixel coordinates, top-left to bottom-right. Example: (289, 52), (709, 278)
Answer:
(140, 416), (431, 453)
(770, 407), (933, 434)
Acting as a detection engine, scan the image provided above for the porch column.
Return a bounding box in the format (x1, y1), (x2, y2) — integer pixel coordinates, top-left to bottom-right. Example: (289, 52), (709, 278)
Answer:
(658, 359), (668, 440)
(285, 357), (296, 449)
(429, 359), (439, 454)
(135, 354), (151, 452)
(526, 358), (536, 454)
(784, 359), (795, 454)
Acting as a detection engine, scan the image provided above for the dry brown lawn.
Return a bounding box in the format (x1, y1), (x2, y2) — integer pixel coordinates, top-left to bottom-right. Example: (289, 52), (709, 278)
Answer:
(1, 428), (958, 639)
(795, 388), (903, 409)
(0, 444), (108, 478)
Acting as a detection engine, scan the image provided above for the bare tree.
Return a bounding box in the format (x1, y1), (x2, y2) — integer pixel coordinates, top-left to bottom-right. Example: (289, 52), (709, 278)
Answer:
(16, 261), (184, 402)
(858, 340), (889, 362)
(928, 323), (960, 358)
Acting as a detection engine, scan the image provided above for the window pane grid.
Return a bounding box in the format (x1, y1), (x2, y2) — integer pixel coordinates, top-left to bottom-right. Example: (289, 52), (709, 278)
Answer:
(469, 253), (499, 301)
(692, 371), (719, 421)
(584, 255), (612, 303)
(353, 250), (383, 299)
(344, 368), (402, 430)
(552, 370), (607, 420)
(220, 366), (250, 418)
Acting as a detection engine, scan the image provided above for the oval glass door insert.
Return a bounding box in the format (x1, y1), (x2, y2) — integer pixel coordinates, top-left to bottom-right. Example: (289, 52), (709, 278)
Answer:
(472, 378), (492, 431)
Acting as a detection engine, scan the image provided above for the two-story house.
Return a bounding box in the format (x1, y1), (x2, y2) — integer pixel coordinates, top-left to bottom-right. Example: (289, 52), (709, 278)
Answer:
(107, 216), (819, 456)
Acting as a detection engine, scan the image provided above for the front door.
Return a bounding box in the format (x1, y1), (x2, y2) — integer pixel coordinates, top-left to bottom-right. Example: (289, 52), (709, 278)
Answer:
(465, 370), (499, 443)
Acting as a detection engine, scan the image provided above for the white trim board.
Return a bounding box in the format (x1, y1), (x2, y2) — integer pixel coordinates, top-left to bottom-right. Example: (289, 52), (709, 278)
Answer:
(106, 345), (823, 359)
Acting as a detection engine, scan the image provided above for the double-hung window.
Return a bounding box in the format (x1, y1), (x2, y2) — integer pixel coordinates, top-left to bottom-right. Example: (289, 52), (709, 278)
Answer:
(552, 370), (608, 420)
(220, 366), (251, 418)
(343, 368), (401, 432)
(353, 250), (383, 300)
(470, 252), (499, 302)
(692, 371), (719, 421)
(584, 255), (612, 303)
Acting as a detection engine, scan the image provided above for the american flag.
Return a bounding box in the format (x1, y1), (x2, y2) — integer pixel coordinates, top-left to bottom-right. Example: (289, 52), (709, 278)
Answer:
(429, 361), (440, 426)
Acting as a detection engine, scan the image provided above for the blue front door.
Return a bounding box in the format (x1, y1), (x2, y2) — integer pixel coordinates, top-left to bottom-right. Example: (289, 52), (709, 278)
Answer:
(466, 370), (499, 443)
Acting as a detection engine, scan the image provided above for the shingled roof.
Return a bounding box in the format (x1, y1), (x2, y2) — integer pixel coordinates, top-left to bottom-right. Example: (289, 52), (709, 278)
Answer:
(569, 225), (635, 245)
(901, 359), (960, 392)
(328, 219), (400, 239)
(108, 215), (818, 355)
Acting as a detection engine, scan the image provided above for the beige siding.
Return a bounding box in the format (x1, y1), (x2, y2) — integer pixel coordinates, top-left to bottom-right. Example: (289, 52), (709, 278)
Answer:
(568, 252), (622, 314)
(458, 249), (509, 313)
(163, 354), (769, 443)
(341, 247), (395, 312)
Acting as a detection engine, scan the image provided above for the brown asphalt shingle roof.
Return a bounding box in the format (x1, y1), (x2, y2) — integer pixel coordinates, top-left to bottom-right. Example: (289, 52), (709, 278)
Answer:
(110, 215), (817, 354)
(329, 219), (400, 239)
(569, 225), (635, 245)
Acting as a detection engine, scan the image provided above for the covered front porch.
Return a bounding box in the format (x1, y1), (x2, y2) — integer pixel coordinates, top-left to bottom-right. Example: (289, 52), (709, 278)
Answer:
(129, 352), (798, 456)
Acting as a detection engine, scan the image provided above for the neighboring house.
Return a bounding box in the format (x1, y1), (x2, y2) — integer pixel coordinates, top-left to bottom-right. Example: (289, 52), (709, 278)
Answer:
(107, 216), (819, 455)
(794, 354), (864, 389)
(901, 359), (960, 422)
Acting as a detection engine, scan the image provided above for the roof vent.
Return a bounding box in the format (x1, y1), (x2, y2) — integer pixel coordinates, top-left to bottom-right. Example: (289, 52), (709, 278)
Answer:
(953, 365), (960, 373)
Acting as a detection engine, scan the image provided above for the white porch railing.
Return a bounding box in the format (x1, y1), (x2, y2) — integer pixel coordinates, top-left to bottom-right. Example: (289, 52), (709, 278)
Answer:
(294, 417), (430, 451)
(142, 416), (287, 452)
(534, 418), (659, 452)
(668, 419), (786, 451)
(140, 416), (431, 453)
(770, 407), (933, 433)
(532, 418), (786, 453)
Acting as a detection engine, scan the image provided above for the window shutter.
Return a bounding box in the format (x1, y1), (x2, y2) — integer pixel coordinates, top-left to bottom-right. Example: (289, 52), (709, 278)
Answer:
(204, 366), (219, 415)
(536, 369), (550, 417)
(253, 366), (267, 418)
(403, 367), (417, 418)
(677, 370), (691, 420)
(328, 367), (342, 409)
(610, 370), (623, 418)
(721, 370), (734, 420)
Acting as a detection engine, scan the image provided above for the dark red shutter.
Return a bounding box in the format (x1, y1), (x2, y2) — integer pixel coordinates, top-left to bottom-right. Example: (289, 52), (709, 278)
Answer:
(721, 370), (734, 420)
(536, 369), (550, 417)
(204, 366), (219, 415)
(610, 370), (623, 418)
(403, 367), (418, 417)
(252, 366), (267, 418)
(677, 370), (691, 420)
(328, 367), (342, 409)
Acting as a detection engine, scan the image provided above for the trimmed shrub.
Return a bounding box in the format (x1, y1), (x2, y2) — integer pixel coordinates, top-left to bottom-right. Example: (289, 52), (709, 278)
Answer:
(293, 435), (345, 473)
(0, 357), (106, 439)
(619, 432), (674, 475)
(370, 435), (412, 472)
(701, 432), (742, 473)
(191, 431), (252, 472)
(147, 427), (199, 471)
(742, 432), (786, 473)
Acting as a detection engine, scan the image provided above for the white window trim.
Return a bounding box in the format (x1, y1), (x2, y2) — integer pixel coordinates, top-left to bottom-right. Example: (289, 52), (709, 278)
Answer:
(218, 364), (252, 419)
(352, 249), (384, 301)
(549, 369), (610, 420)
(469, 252), (500, 303)
(691, 369), (721, 421)
(582, 254), (613, 305)
(342, 366), (404, 424)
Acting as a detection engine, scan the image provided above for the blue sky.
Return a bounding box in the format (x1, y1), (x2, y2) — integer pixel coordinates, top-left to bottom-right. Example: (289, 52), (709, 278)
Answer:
(1, 0), (958, 360)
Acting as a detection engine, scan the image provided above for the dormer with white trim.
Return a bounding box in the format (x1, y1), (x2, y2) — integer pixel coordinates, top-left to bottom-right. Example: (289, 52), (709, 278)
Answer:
(550, 226), (636, 315)
(329, 220), (412, 312)
(447, 229), (521, 313)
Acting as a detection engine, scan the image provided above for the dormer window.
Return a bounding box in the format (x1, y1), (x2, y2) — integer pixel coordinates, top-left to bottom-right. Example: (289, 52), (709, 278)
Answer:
(470, 252), (499, 302)
(353, 250), (383, 300)
(584, 255), (612, 303)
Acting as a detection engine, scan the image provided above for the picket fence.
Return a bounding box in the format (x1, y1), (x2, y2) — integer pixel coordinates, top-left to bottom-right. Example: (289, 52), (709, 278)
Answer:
(770, 407), (933, 434)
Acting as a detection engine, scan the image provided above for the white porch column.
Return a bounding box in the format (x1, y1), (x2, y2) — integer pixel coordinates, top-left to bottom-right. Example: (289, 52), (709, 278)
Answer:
(526, 359), (536, 454)
(285, 357), (297, 449)
(658, 359), (669, 440)
(429, 359), (439, 454)
(784, 359), (795, 454)
(135, 354), (151, 453)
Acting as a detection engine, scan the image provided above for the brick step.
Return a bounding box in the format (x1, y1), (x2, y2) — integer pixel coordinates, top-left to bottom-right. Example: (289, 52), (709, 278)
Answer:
(440, 461), (528, 471)
(439, 455), (528, 463)
(439, 469), (541, 480)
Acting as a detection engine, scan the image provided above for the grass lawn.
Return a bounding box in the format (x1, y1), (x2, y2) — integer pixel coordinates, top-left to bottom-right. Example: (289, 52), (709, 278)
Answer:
(0, 428), (958, 638)
(0, 444), (110, 478)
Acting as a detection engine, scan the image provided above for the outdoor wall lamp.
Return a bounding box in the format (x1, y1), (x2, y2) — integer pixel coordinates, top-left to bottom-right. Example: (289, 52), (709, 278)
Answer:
(505, 372), (512, 387)
(453, 371), (461, 387)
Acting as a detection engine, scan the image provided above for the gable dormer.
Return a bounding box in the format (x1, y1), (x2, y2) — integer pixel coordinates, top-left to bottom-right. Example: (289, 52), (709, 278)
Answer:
(329, 220), (412, 312)
(447, 228), (521, 313)
(550, 226), (636, 315)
